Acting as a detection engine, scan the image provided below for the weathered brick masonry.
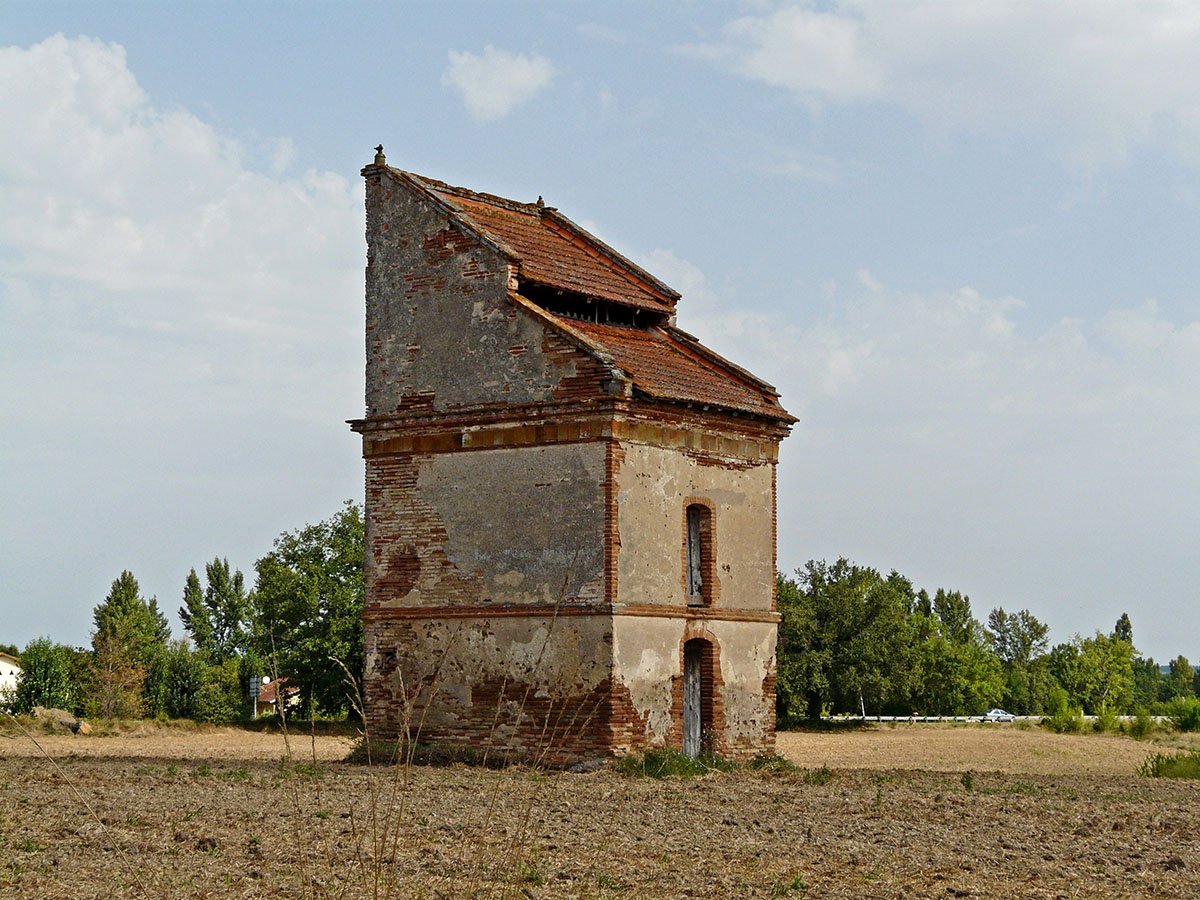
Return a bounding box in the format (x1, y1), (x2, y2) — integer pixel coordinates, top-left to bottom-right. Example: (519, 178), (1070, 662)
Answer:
(351, 148), (793, 762)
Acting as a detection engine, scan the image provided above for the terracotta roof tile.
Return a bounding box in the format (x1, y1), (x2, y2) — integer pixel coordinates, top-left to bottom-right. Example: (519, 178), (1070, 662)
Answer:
(410, 175), (677, 314)
(552, 316), (794, 422)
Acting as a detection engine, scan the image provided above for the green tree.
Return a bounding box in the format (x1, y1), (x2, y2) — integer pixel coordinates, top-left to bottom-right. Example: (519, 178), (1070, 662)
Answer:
(179, 559), (250, 662)
(251, 501), (365, 716)
(1113, 613), (1133, 644)
(1131, 655), (1161, 709)
(910, 588), (1005, 715)
(144, 641), (208, 719)
(987, 608), (1050, 668)
(911, 633), (1004, 715)
(195, 657), (243, 724)
(178, 569), (211, 655)
(932, 589), (977, 645)
(93, 571), (170, 668)
(11, 638), (75, 713)
(87, 631), (146, 719)
(775, 559), (916, 720)
(986, 607), (1055, 714)
(1163, 655), (1195, 701)
(1049, 632), (1135, 714)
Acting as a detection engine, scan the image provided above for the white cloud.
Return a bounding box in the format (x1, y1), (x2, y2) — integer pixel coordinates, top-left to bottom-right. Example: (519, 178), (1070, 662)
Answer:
(442, 45), (555, 123)
(0, 35), (364, 645)
(646, 248), (1200, 657)
(703, 1), (1200, 167)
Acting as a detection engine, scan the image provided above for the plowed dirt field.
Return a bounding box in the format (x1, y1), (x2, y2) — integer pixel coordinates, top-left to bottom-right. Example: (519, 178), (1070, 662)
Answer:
(2, 724), (1198, 898)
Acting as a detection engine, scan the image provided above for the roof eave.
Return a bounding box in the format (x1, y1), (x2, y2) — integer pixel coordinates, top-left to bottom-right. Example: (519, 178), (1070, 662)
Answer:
(543, 209), (682, 307)
(632, 389), (798, 426)
(663, 325), (784, 398)
(507, 292), (633, 389)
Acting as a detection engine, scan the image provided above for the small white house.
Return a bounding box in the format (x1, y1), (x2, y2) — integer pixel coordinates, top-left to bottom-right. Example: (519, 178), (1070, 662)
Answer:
(0, 652), (21, 705)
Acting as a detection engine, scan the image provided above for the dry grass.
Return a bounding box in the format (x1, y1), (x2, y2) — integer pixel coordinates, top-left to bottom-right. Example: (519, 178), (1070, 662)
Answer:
(3, 724), (1200, 897)
(776, 721), (1200, 776)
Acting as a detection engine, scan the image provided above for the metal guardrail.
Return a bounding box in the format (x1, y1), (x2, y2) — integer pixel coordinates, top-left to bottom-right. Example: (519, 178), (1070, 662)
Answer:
(823, 714), (1170, 723)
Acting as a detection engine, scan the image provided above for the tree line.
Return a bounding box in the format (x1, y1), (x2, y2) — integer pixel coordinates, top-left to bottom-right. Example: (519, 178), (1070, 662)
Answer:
(777, 558), (1198, 721)
(8, 527), (1196, 727)
(5, 502), (364, 723)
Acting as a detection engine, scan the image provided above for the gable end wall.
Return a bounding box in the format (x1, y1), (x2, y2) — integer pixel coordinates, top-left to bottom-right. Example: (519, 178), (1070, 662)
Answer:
(365, 170), (607, 416)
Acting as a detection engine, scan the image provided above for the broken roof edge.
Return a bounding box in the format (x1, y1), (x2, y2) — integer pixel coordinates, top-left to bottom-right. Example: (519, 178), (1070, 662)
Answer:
(635, 326), (797, 424)
(368, 162), (680, 310)
(522, 296), (797, 425)
(507, 291), (632, 385)
(414, 171), (683, 306)
(365, 163), (524, 266)
(663, 325), (783, 399)
(540, 209), (681, 307)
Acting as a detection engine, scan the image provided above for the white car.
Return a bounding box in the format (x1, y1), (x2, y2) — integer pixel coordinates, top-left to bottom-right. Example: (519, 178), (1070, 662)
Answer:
(981, 708), (1016, 723)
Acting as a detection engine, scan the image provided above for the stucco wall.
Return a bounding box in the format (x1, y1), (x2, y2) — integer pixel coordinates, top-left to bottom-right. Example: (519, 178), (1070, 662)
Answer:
(365, 442), (608, 609)
(364, 613), (614, 760)
(614, 442), (775, 611)
(365, 171), (589, 415)
(611, 616), (776, 757)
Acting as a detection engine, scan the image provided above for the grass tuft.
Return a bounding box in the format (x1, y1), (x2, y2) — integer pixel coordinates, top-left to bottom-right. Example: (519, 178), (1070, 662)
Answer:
(343, 737), (497, 768)
(801, 765), (832, 785)
(616, 748), (736, 779)
(747, 753), (799, 774)
(1139, 749), (1200, 779)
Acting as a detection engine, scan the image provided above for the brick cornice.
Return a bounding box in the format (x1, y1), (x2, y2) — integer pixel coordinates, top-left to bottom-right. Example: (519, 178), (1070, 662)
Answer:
(363, 603), (779, 624)
(355, 406), (783, 463)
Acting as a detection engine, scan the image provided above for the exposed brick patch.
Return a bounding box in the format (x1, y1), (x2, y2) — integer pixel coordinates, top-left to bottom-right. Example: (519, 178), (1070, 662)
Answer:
(604, 440), (623, 606)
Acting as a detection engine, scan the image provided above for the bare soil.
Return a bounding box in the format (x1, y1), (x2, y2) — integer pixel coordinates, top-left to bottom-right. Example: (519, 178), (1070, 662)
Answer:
(2, 723), (1198, 898)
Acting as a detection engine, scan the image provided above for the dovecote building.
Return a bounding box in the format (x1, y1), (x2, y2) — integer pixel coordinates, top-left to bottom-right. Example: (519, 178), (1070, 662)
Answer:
(350, 148), (794, 761)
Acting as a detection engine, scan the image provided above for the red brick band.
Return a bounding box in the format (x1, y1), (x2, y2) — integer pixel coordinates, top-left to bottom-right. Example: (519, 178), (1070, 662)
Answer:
(362, 603), (780, 623)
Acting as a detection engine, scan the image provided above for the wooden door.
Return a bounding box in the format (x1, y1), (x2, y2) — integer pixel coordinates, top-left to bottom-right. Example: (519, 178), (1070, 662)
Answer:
(683, 642), (702, 758)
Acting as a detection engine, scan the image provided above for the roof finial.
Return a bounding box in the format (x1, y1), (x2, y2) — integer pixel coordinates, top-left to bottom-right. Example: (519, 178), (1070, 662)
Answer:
(536, 195), (545, 211)
(373, 145), (386, 166)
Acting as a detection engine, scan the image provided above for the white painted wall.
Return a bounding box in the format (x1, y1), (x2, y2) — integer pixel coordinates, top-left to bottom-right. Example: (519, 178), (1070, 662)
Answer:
(0, 655), (21, 705)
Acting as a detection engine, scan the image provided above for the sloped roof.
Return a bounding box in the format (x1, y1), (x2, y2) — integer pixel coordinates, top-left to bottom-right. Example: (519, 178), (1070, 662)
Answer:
(374, 162), (793, 424)
(404, 173), (679, 315)
(531, 308), (794, 422)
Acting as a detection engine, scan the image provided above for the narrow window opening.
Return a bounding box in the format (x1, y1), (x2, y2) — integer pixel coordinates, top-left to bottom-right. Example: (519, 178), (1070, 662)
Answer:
(686, 504), (711, 606)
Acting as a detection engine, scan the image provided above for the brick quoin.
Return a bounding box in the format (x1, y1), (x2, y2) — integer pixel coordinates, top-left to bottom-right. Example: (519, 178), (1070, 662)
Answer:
(351, 149), (793, 763)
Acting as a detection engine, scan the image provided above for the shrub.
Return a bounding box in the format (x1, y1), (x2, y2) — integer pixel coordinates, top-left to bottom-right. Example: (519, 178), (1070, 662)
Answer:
(1128, 708), (1155, 739)
(1166, 697), (1200, 733)
(1139, 749), (1200, 779)
(1093, 704), (1119, 734)
(195, 657), (242, 724)
(11, 638), (75, 714)
(1041, 700), (1084, 734)
(143, 642), (207, 719)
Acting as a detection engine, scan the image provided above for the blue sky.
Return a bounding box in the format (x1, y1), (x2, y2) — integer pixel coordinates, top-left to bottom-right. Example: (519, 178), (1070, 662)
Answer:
(2, 2), (1198, 661)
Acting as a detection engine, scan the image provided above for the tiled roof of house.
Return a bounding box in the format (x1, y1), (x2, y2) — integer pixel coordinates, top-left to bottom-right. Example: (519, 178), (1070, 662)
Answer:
(406, 173), (679, 315)
(540, 313), (795, 422)
(383, 163), (793, 424)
